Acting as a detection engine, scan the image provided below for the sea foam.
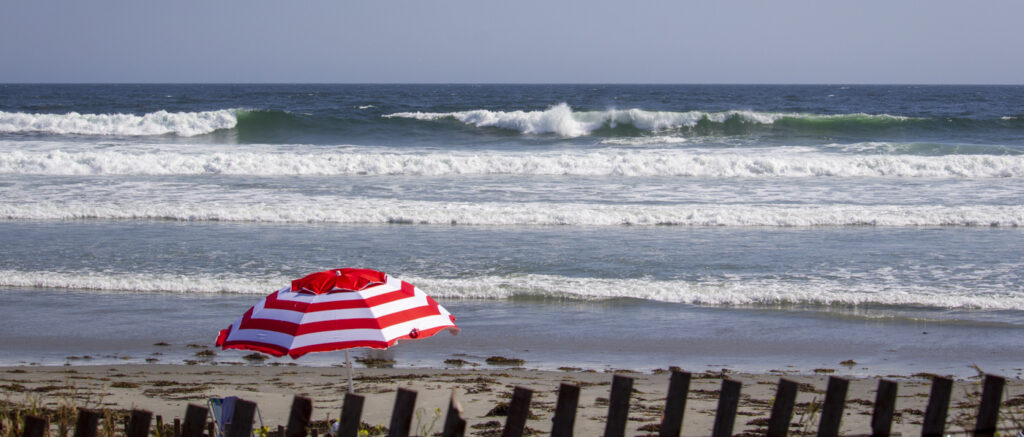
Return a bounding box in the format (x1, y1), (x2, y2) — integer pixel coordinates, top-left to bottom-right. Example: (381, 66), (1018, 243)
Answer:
(2, 148), (1021, 178)
(1, 269), (1020, 311)
(0, 110), (238, 136)
(2, 200), (1021, 227)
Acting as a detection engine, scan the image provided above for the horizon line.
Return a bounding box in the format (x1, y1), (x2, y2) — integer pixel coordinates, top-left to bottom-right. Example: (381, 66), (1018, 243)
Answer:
(2, 82), (1023, 86)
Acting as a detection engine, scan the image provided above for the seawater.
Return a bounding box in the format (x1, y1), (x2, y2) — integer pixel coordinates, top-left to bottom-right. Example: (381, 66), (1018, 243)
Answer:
(0, 84), (1022, 377)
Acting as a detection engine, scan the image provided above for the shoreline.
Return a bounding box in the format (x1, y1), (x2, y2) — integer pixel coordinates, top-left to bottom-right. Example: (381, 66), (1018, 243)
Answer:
(5, 286), (1024, 381)
(3, 364), (1022, 436)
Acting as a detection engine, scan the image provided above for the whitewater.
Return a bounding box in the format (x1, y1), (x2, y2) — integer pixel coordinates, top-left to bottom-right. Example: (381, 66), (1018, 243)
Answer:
(1, 269), (1022, 311)
(2, 146), (1022, 178)
(0, 109), (237, 136)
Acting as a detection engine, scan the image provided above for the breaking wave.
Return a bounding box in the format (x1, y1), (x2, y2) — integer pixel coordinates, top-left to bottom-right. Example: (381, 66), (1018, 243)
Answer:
(2, 200), (1021, 227)
(383, 103), (915, 137)
(0, 110), (238, 137)
(1, 269), (1021, 311)
(2, 148), (1022, 178)
(0, 269), (285, 294)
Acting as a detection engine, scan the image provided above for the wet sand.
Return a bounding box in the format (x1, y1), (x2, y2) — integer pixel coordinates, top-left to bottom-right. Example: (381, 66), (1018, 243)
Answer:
(2, 364), (1023, 436)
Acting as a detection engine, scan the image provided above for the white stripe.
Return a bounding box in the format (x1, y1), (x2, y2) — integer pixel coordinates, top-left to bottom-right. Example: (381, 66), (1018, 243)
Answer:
(224, 328), (298, 350)
(248, 282), (433, 324)
(253, 306), (380, 323)
(249, 292), (434, 324)
(288, 314), (456, 348)
(287, 328), (390, 347)
(275, 277), (404, 302)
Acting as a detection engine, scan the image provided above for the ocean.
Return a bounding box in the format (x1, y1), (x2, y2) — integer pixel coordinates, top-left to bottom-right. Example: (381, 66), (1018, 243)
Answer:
(0, 84), (1021, 377)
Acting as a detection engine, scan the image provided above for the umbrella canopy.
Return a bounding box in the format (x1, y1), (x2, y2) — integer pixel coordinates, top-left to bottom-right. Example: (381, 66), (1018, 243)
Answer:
(216, 268), (459, 358)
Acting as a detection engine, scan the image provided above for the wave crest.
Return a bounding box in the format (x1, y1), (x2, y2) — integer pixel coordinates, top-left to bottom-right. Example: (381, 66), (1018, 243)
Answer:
(0, 110), (238, 136)
(1, 269), (1020, 311)
(2, 201), (1021, 227)
(383, 103), (910, 137)
(2, 148), (1021, 178)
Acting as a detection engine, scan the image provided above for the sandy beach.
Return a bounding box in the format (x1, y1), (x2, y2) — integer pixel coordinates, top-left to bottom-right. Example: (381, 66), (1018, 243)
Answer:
(3, 364), (1023, 436)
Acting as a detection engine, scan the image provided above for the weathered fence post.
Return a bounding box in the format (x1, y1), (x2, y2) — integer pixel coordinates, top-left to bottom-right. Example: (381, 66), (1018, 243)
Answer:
(871, 379), (898, 437)
(174, 418), (181, 437)
(604, 374), (634, 437)
(226, 399), (256, 437)
(127, 410), (153, 437)
(21, 416), (47, 437)
(73, 408), (99, 437)
(387, 388), (417, 437)
(922, 376), (953, 437)
(339, 392), (365, 437)
(181, 404), (208, 437)
(276, 425), (284, 437)
(551, 383), (580, 437)
(502, 386), (533, 437)
(442, 389), (467, 437)
(817, 377), (849, 437)
(157, 416), (164, 436)
(711, 379), (742, 437)
(659, 370), (691, 437)
(767, 378), (799, 437)
(974, 374), (1006, 437)
(285, 396), (312, 437)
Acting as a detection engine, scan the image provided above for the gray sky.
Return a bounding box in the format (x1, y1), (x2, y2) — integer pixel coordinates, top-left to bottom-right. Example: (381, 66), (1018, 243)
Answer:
(2, 0), (1022, 84)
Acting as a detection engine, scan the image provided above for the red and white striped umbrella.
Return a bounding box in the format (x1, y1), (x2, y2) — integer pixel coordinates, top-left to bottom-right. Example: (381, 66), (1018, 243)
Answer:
(216, 268), (459, 358)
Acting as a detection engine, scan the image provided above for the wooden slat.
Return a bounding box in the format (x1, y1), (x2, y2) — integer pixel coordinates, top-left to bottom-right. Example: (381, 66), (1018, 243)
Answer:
(21, 416), (47, 437)
(339, 393), (365, 437)
(127, 410), (153, 437)
(502, 386), (533, 437)
(226, 400), (256, 437)
(817, 377), (849, 437)
(174, 419), (181, 437)
(659, 370), (691, 437)
(277, 425), (284, 437)
(285, 396), (312, 437)
(922, 376), (953, 437)
(711, 379), (742, 437)
(442, 390), (467, 437)
(181, 405), (208, 437)
(767, 378), (798, 437)
(73, 408), (99, 437)
(871, 379), (898, 437)
(974, 374), (1005, 437)
(387, 388), (417, 437)
(604, 375), (634, 437)
(551, 383), (580, 437)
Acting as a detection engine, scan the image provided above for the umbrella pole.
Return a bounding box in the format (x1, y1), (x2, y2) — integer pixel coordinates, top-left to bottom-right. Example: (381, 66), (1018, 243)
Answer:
(345, 350), (353, 393)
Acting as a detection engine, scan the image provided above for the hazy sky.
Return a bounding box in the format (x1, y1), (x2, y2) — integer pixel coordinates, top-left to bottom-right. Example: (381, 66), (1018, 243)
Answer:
(2, 0), (1022, 84)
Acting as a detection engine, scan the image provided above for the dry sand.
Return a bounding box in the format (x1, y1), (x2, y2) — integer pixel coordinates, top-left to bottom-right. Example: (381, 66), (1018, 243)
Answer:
(2, 364), (1023, 436)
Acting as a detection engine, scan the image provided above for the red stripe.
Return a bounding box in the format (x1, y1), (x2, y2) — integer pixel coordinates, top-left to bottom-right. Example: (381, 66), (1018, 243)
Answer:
(287, 339), (391, 358)
(215, 327), (230, 346)
(261, 288), (421, 312)
(401, 281), (416, 296)
(235, 303), (448, 336)
(219, 340), (290, 357)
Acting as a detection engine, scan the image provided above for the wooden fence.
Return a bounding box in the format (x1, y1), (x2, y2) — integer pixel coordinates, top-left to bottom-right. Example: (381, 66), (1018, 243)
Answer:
(11, 372), (1018, 437)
